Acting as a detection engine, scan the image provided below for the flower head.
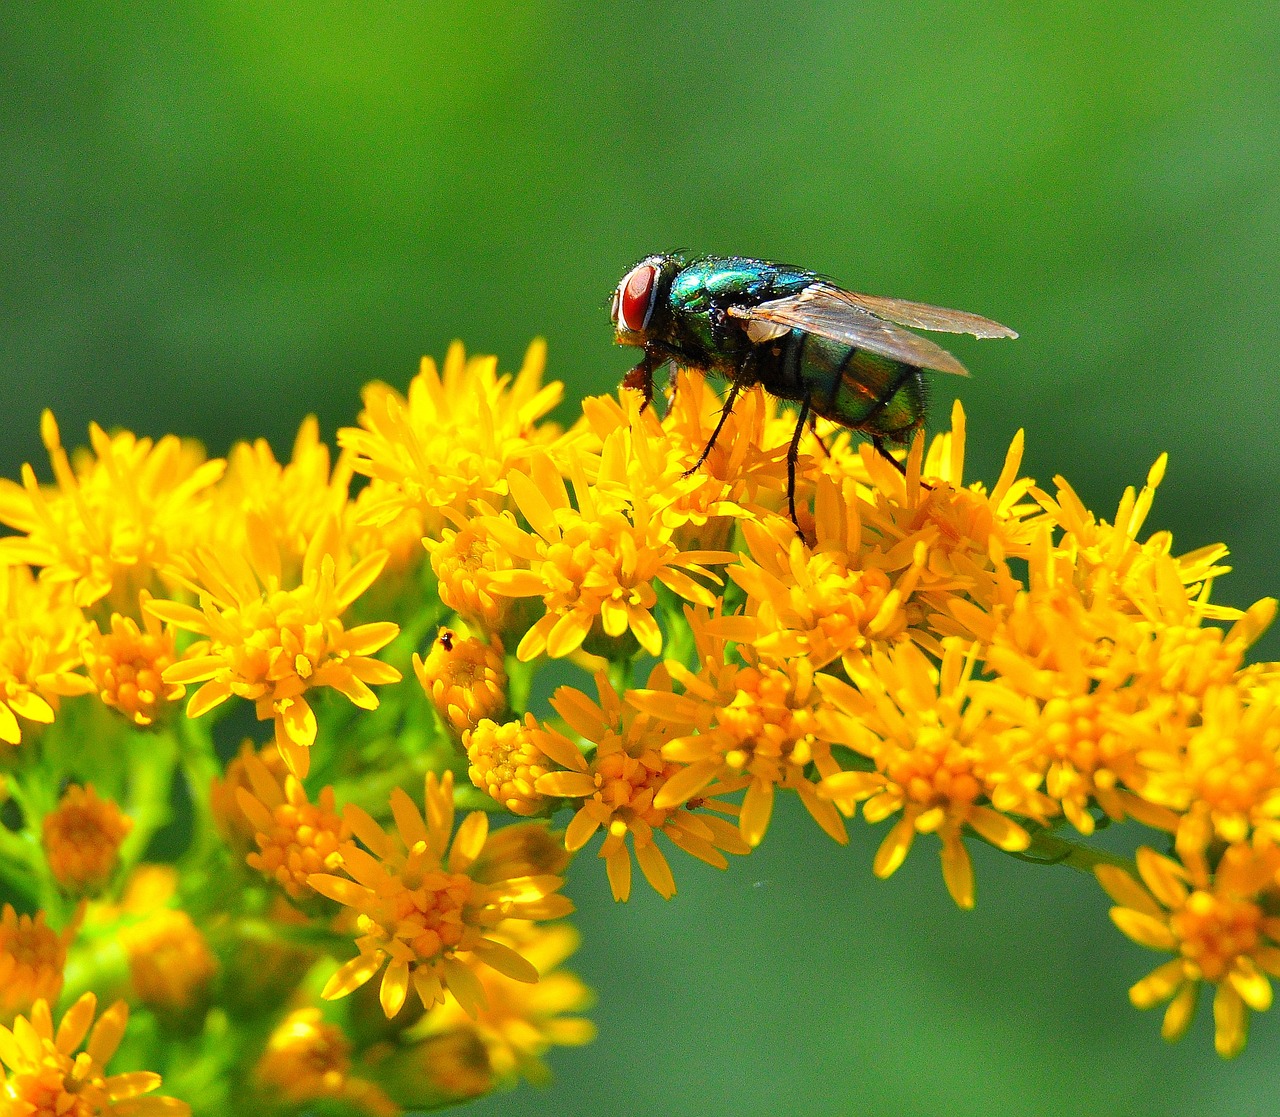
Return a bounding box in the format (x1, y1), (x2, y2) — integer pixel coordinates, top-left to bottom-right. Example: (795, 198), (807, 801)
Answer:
(151, 516), (401, 778)
(0, 905), (78, 1025)
(533, 669), (750, 900)
(254, 1007), (397, 1117)
(630, 607), (847, 848)
(1097, 843), (1280, 1058)
(0, 992), (190, 1116)
(464, 715), (556, 818)
(485, 449), (733, 662)
(414, 628), (508, 735)
(417, 920), (595, 1088)
(309, 772), (573, 1019)
(118, 907), (218, 1018)
(339, 340), (570, 540)
(0, 410), (224, 611)
(819, 640), (1054, 909)
(235, 750), (350, 901)
(42, 784), (132, 895)
(0, 565), (94, 747)
(81, 592), (185, 727)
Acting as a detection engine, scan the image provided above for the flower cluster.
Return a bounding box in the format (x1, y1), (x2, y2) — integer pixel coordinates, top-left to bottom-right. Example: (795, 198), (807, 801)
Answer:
(0, 335), (1275, 1117)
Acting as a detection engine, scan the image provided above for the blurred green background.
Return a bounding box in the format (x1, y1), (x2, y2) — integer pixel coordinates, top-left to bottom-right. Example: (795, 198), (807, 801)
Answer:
(3, 2), (1279, 1114)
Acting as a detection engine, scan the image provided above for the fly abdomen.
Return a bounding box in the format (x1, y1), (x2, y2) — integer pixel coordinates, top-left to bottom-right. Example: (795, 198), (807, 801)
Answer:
(797, 336), (927, 439)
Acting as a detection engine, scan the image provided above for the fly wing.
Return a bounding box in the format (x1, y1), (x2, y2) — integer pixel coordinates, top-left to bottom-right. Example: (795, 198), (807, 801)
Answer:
(731, 284), (971, 376)
(836, 290), (1018, 339)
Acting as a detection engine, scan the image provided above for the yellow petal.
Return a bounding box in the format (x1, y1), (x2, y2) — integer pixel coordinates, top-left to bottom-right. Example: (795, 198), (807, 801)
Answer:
(1213, 982), (1248, 1058)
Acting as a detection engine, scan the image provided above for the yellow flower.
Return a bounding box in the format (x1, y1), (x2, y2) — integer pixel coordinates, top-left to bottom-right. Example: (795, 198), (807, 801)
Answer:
(118, 907), (218, 1018)
(425, 519), (519, 636)
(0, 565), (94, 747)
(235, 750), (350, 901)
(210, 739), (290, 860)
(215, 416), (353, 582)
(724, 476), (920, 672)
(628, 607), (847, 849)
(0, 905), (78, 1025)
(533, 669), (750, 900)
(81, 591), (185, 727)
(309, 772), (573, 1019)
(1097, 843), (1280, 1057)
(339, 340), (570, 540)
(819, 641), (1054, 909)
(254, 1007), (398, 1117)
(42, 784), (132, 895)
(413, 627), (508, 735)
(0, 410), (224, 611)
(0, 992), (189, 1116)
(151, 517), (401, 778)
(485, 449), (732, 661)
(416, 920), (595, 1088)
(464, 716), (555, 818)
(850, 402), (1040, 646)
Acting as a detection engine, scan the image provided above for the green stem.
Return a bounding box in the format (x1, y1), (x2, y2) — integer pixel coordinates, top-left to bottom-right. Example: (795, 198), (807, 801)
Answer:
(983, 824), (1135, 876)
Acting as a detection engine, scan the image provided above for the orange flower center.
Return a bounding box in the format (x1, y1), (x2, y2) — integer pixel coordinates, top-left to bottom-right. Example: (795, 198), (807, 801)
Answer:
(1171, 890), (1262, 983)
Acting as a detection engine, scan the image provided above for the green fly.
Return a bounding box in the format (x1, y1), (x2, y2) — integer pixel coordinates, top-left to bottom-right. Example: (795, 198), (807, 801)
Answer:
(609, 253), (1017, 526)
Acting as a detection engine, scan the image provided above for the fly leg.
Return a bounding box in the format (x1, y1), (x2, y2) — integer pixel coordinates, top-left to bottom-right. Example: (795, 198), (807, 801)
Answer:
(807, 413), (831, 459)
(622, 347), (662, 412)
(685, 376), (744, 476)
(870, 434), (934, 491)
(787, 397), (812, 535)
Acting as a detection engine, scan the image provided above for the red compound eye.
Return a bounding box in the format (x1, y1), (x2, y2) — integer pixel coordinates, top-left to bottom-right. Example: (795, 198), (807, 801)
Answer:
(618, 263), (658, 333)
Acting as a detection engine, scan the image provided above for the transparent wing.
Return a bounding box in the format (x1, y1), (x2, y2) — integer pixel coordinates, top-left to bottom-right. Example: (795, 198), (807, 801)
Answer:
(729, 283), (1016, 377)
(836, 289), (1017, 339)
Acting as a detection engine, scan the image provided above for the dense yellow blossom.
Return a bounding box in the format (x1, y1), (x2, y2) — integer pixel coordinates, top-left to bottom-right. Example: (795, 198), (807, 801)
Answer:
(414, 628), (508, 734)
(0, 410), (223, 611)
(0, 993), (189, 1116)
(1, 336), (1278, 1090)
(534, 669), (750, 900)
(309, 772), (573, 1019)
(1097, 844), (1280, 1058)
(338, 340), (571, 541)
(150, 517), (401, 777)
(484, 447), (733, 661)
(235, 750), (349, 900)
(42, 784), (132, 895)
(81, 593), (185, 727)
(0, 905), (78, 1025)
(0, 565), (94, 746)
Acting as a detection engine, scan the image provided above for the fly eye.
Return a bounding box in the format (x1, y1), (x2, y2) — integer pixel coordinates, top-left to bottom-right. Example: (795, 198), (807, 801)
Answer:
(618, 264), (658, 333)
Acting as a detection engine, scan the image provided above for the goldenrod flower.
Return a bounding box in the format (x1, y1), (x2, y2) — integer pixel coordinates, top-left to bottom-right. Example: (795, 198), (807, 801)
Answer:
(254, 1007), (398, 1117)
(0, 565), (94, 747)
(724, 476), (919, 672)
(485, 448), (733, 661)
(630, 608), (846, 849)
(819, 641), (1054, 909)
(1097, 844), (1280, 1058)
(210, 739), (289, 859)
(0, 410), (224, 610)
(215, 416), (353, 581)
(42, 784), (132, 895)
(425, 520), (519, 635)
(151, 517), (401, 778)
(0, 993), (190, 1116)
(464, 716), (555, 817)
(534, 669), (750, 900)
(235, 750), (349, 900)
(417, 920), (595, 1088)
(309, 772), (573, 1019)
(81, 592), (184, 727)
(339, 340), (570, 540)
(414, 627), (508, 735)
(118, 908), (218, 1017)
(0, 905), (77, 1025)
